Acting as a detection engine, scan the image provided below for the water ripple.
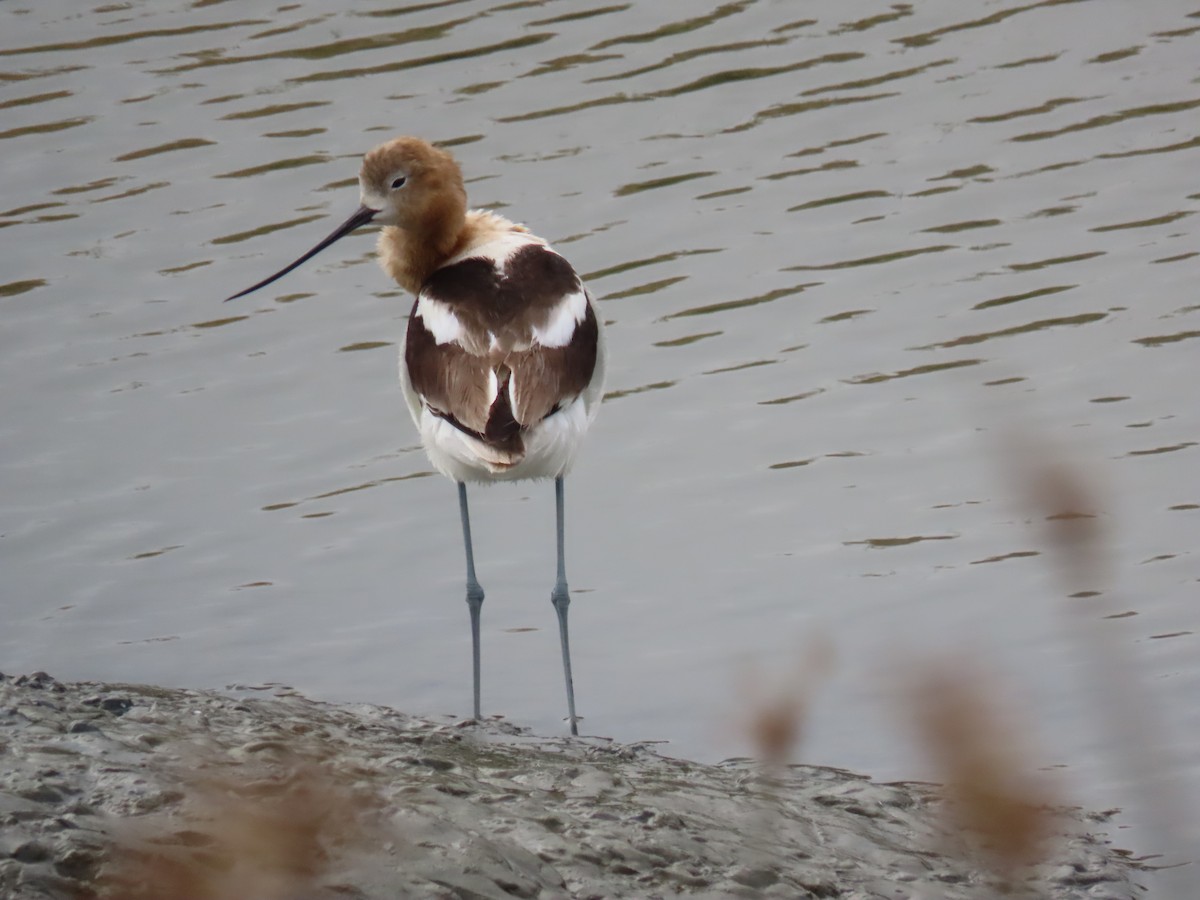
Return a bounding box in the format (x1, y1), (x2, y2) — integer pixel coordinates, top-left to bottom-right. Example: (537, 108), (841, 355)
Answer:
(892, 0), (1088, 49)
(589, 1), (754, 50)
(785, 246), (955, 271)
(289, 33), (555, 83)
(1011, 97), (1200, 142)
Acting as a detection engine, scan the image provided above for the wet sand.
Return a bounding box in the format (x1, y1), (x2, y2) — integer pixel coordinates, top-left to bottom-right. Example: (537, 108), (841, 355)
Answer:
(1, 672), (1139, 899)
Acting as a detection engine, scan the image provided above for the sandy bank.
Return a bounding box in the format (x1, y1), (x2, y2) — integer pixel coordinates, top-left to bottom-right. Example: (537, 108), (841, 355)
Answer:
(0, 672), (1140, 898)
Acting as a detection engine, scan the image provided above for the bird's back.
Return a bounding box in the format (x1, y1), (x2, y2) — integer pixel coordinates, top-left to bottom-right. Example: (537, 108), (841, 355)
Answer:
(399, 212), (605, 482)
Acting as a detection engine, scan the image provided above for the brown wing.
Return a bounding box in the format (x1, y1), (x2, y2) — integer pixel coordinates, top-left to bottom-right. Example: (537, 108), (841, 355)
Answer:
(508, 300), (599, 425)
(404, 309), (497, 436)
(405, 244), (598, 450)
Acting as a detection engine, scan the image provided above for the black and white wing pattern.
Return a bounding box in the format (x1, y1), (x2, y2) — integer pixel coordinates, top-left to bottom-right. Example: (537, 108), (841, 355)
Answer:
(404, 237), (599, 460)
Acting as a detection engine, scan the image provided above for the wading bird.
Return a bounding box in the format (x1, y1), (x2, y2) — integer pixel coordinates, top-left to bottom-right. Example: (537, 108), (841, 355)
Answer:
(227, 137), (606, 735)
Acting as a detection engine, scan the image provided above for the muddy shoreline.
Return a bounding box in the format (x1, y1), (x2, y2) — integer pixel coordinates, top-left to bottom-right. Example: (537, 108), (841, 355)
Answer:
(0, 672), (1140, 898)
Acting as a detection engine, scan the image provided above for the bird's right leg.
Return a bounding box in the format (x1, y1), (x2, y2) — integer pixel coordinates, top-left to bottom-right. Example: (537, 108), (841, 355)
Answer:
(550, 475), (580, 736)
(457, 481), (485, 721)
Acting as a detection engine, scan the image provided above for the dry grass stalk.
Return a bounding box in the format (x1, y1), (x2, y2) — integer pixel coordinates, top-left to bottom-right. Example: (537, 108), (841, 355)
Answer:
(1001, 430), (1107, 593)
(740, 637), (834, 767)
(1001, 429), (1194, 896)
(910, 662), (1058, 879)
(102, 758), (378, 900)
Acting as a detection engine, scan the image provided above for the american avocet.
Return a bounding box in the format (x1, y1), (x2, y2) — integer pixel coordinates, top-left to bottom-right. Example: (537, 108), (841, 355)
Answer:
(227, 137), (606, 735)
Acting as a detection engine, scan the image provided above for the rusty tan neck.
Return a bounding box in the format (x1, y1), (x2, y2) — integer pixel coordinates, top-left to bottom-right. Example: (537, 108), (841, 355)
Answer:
(377, 208), (527, 295)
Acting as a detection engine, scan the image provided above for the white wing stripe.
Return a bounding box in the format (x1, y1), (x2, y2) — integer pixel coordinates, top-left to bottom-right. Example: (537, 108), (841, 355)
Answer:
(531, 289), (588, 348)
(486, 368), (499, 407)
(415, 296), (463, 345)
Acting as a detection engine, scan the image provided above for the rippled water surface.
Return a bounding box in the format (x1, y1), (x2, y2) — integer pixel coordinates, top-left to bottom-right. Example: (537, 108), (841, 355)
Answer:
(3, 0), (1198, 878)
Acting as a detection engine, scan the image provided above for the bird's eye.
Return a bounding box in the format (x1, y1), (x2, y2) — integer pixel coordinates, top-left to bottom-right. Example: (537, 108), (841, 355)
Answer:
(391, 176), (407, 190)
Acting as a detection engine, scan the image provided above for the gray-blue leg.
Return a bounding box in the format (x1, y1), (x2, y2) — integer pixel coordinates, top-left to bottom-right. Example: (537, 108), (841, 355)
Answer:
(458, 481), (484, 721)
(551, 475), (580, 735)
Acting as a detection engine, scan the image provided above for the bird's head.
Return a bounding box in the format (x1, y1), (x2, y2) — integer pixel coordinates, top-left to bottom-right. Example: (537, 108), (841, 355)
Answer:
(358, 136), (467, 231)
(225, 136), (466, 301)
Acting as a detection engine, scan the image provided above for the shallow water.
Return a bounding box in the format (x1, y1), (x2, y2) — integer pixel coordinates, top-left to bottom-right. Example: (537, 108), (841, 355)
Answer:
(2, 0), (1198, 882)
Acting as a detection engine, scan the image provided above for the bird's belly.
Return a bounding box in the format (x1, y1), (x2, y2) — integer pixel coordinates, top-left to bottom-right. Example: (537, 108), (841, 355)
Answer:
(416, 398), (595, 483)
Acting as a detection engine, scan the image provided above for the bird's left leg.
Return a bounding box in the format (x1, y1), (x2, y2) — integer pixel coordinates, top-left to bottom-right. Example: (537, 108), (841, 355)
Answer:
(458, 481), (485, 722)
(550, 475), (580, 735)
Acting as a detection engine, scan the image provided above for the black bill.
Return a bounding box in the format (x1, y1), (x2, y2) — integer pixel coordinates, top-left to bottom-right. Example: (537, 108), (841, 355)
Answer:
(225, 204), (379, 301)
